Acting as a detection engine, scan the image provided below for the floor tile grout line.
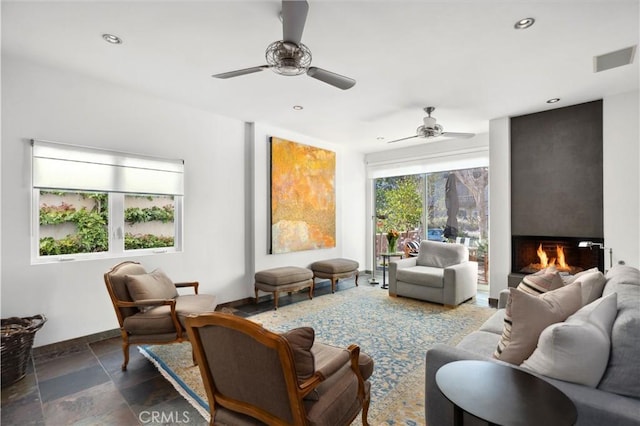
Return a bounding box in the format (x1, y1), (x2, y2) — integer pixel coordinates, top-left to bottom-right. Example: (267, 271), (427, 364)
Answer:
(89, 340), (143, 425)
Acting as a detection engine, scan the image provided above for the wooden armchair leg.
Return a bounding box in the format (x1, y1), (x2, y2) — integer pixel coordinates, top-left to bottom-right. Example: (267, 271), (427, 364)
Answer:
(361, 394), (370, 426)
(121, 341), (130, 371)
(191, 345), (197, 366)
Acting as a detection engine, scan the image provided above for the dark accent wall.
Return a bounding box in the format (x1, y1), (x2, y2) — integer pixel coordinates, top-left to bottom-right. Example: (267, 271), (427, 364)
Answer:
(511, 100), (603, 238)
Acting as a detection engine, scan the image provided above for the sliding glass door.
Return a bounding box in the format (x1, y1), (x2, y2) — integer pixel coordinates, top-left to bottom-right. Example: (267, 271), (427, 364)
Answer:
(373, 166), (489, 285)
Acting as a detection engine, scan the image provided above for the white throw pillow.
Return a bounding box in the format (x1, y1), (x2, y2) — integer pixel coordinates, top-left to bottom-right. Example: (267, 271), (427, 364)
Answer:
(563, 268), (606, 305)
(522, 292), (618, 387)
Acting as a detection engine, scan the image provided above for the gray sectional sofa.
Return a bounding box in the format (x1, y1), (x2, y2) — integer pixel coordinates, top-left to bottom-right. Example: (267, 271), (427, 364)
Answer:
(425, 265), (640, 426)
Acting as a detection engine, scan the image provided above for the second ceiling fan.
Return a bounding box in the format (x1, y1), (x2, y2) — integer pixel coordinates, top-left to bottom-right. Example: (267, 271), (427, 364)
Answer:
(212, 0), (355, 90)
(387, 107), (475, 144)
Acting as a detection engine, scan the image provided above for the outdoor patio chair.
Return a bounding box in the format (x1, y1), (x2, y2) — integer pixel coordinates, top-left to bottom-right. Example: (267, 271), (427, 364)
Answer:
(185, 312), (373, 426)
(103, 261), (217, 370)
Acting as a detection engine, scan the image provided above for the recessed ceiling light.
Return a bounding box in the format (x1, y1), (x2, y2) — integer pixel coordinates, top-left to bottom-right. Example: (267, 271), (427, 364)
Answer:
(293, 105), (303, 110)
(546, 98), (560, 104)
(102, 34), (122, 44)
(514, 18), (535, 30)
(376, 137), (385, 140)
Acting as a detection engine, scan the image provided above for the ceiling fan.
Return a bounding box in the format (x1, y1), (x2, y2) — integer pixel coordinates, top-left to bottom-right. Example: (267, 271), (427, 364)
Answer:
(387, 107), (475, 143)
(212, 0), (355, 90)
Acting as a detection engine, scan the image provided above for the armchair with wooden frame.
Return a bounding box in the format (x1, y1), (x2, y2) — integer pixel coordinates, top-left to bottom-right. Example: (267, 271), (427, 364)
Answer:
(104, 261), (217, 371)
(185, 312), (374, 426)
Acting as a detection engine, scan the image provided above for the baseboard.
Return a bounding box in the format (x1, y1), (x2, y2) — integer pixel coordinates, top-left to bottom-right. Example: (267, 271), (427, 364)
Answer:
(33, 328), (121, 360)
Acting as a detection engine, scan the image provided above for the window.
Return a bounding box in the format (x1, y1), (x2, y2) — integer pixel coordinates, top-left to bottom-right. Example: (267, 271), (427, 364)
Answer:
(32, 140), (183, 263)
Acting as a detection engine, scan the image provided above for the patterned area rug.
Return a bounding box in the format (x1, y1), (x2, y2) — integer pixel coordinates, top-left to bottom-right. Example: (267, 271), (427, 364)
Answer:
(140, 283), (495, 425)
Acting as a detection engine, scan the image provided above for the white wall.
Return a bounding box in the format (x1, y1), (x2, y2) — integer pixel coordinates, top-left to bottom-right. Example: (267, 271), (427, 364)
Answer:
(488, 117), (511, 299)
(489, 91), (640, 299)
(1, 55), (368, 347)
(603, 91), (640, 267)
(251, 123), (367, 276)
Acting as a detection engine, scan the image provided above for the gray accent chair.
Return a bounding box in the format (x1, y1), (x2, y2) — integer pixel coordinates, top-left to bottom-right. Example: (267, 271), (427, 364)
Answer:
(185, 312), (373, 426)
(388, 240), (477, 306)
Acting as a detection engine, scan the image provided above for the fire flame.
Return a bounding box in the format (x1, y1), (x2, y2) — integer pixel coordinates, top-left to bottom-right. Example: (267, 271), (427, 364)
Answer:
(537, 244), (549, 268)
(556, 245), (568, 269)
(536, 244), (569, 270)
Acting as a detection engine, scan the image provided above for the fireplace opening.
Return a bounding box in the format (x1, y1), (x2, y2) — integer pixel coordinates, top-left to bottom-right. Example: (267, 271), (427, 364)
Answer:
(512, 235), (604, 274)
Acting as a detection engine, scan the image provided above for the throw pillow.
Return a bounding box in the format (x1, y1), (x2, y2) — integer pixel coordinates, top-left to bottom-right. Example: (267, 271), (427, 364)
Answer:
(516, 269), (564, 296)
(563, 267), (606, 305)
(522, 293), (618, 387)
(281, 327), (315, 381)
(125, 268), (179, 303)
(494, 282), (582, 365)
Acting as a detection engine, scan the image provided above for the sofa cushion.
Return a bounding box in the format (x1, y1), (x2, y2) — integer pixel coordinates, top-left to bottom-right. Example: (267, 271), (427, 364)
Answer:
(457, 330), (502, 355)
(282, 327), (315, 381)
(516, 269), (563, 296)
(416, 240), (467, 268)
(478, 309), (506, 334)
(564, 268), (607, 305)
(494, 282), (582, 365)
(125, 268), (178, 303)
(598, 265), (640, 398)
(396, 266), (444, 288)
(522, 293), (617, 387)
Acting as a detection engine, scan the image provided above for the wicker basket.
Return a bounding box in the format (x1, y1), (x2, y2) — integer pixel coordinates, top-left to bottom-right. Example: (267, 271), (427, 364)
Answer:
(1, 314), (46, 387)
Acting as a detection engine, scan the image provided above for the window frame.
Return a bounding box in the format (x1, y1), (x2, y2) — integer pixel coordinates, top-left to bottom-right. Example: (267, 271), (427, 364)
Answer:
(31, 190), (184, 264)
(30, 139), (184, 264)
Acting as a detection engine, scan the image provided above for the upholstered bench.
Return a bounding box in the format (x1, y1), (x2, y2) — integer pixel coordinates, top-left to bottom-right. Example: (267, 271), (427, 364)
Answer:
(254, 266), (314, 310)
(310, 258), (359, 293)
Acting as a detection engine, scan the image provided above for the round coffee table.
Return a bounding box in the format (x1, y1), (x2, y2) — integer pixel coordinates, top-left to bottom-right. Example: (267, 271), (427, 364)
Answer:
(435, 360), (577, 426)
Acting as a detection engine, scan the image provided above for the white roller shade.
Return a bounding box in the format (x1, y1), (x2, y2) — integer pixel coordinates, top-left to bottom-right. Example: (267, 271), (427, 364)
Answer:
(32, 139), (184, 195)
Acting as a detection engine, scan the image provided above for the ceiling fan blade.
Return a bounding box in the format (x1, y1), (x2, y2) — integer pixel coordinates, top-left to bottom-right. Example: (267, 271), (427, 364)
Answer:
(387, 135), (419, 144)
(282, 0), (309, 44)
(441, 132), (476, 139)
(307, 67), (356, 90)
(212, 66), (269, 79)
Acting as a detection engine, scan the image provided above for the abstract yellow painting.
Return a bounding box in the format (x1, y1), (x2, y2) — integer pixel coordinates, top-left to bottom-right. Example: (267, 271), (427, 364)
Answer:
(270, 137), (335, 253)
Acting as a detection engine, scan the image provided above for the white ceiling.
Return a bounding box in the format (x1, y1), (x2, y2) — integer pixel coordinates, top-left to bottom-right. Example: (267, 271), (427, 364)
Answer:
(2, 1), (639, 153)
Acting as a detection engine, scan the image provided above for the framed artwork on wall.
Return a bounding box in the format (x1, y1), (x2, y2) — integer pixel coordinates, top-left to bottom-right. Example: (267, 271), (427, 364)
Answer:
(270, 137), (336, 253)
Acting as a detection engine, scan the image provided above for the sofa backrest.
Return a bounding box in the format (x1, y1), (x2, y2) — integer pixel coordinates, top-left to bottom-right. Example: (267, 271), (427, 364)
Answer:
(597, 265), (640, 399)
(416, 240), (468, 268)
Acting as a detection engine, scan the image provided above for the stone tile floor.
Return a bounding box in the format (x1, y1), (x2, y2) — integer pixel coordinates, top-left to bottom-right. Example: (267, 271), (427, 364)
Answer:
(1, 274), (489, 425)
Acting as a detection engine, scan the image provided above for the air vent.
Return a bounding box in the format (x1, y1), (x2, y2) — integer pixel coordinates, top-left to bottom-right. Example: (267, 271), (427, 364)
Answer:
(594, 46), (636, 72)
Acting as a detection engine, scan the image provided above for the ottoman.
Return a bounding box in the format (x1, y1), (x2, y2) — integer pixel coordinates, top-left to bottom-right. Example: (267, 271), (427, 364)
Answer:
(310, 258), (359, 293)
(254, 266), (314, 310)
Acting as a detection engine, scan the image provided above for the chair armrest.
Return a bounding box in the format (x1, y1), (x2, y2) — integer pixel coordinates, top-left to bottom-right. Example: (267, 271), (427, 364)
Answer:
(498, 289), (511, 309)
(443, 261), (478, 305)
(311, 342), (351, 379)
(175, 281), (199, 294)
(116, 298), (175, 308)
(299, 342), (352, 397)
(392, 257), (417, 270)
(388, 257), (417, 296)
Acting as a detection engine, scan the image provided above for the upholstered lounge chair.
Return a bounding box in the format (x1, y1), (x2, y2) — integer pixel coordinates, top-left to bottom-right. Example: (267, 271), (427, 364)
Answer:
(185, 312), (374, 426)
(389, 240), (477, 306)
(104, 261), (217, 370)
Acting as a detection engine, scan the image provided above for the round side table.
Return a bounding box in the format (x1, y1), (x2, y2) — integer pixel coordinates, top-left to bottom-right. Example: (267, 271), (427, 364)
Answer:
(435, 360), (577, 426)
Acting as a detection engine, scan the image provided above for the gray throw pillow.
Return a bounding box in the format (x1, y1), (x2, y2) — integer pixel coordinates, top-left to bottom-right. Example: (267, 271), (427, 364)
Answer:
(125, 268), (179, 303)
(281, 327), (315, 381)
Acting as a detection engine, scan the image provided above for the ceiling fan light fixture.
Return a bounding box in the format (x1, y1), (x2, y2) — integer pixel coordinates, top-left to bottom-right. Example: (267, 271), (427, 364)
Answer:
(514, 17), (535, 30)
(265, 40), (312, 76)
